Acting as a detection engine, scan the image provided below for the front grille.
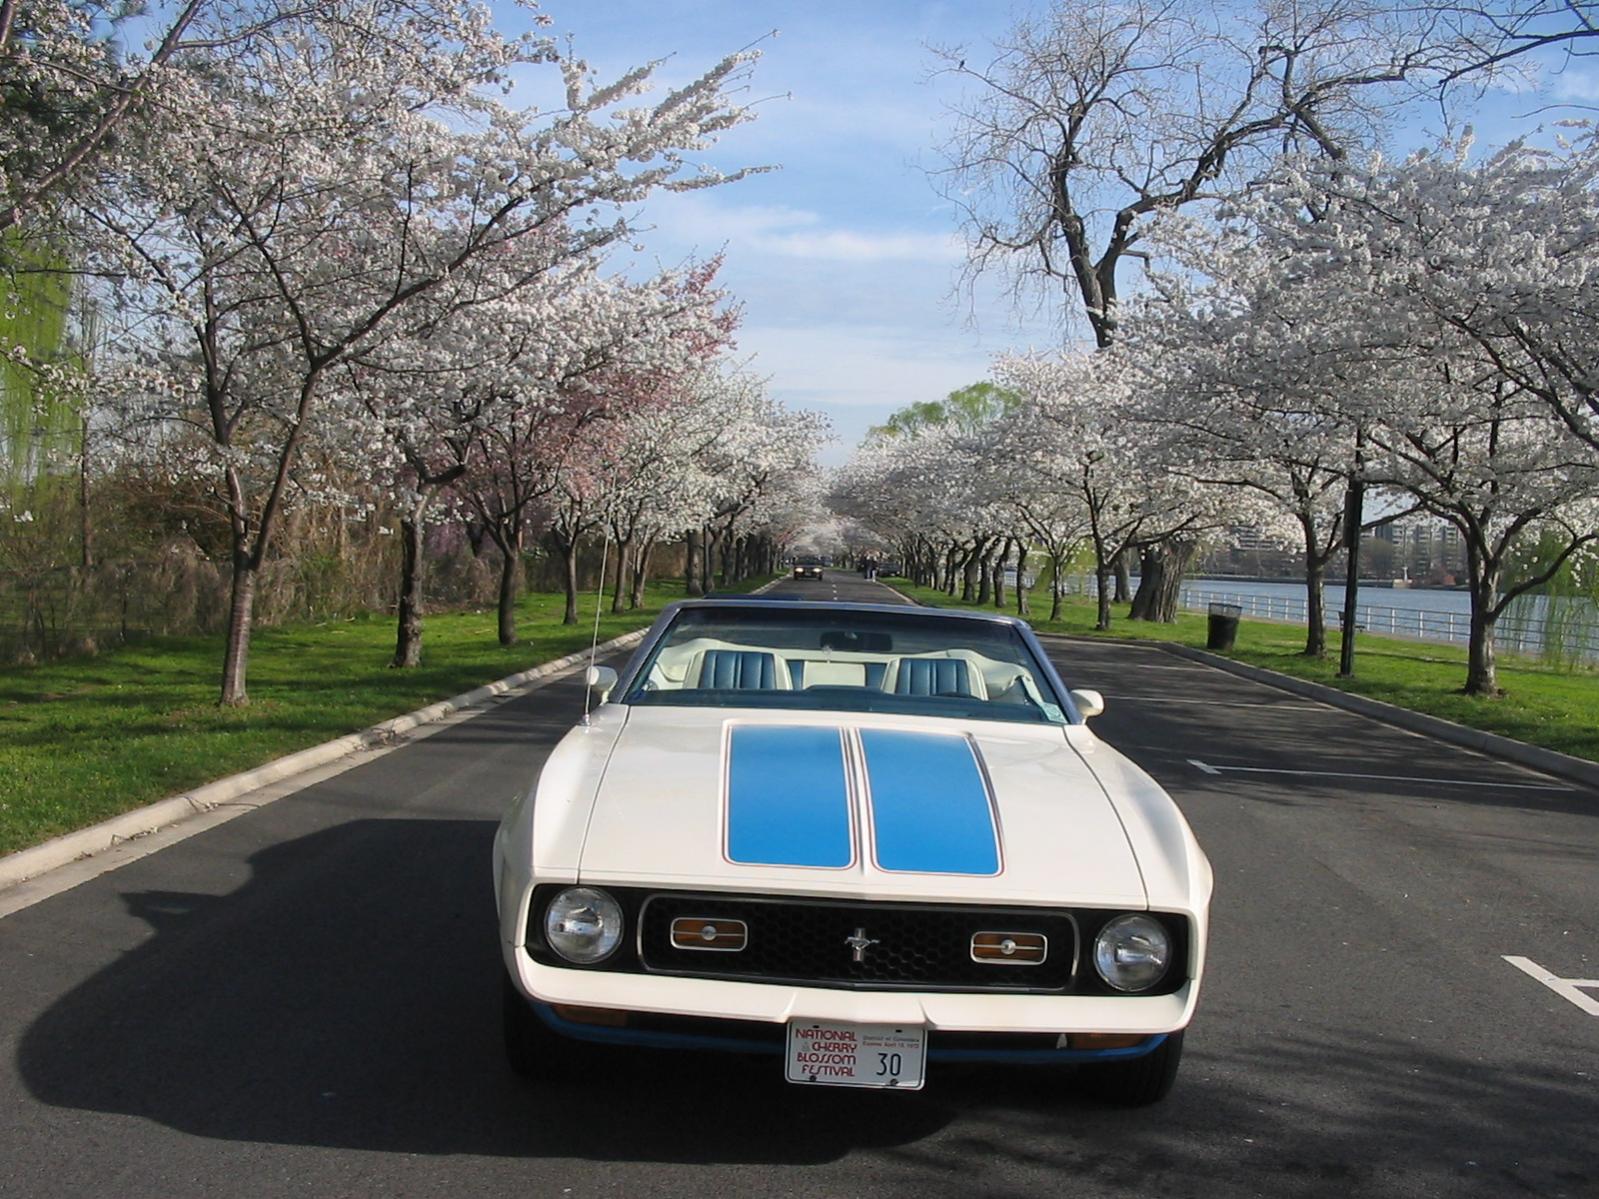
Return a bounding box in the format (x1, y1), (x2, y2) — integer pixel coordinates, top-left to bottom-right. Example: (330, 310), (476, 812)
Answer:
(638, 893), (1077, 993)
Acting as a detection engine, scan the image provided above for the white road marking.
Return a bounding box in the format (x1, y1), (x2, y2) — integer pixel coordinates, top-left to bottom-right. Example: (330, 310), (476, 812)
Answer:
(1503, 956), (1599, 1017)
(1187, 759), (1569, 792)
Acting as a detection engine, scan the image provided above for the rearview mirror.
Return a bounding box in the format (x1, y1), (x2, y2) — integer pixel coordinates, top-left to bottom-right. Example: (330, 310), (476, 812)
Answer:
(1068, 688), (1105, 719)
(586, 665), (618, 703)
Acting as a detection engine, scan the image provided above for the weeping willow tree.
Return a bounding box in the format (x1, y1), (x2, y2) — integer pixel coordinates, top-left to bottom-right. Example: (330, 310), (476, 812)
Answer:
(1501, 531), (1599, 671)
(1, 231), (79, 498)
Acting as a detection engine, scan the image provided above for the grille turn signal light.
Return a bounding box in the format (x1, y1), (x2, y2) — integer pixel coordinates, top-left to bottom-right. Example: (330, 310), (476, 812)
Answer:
(971, 931), (1047, 964)
(670, 917), (748, 951)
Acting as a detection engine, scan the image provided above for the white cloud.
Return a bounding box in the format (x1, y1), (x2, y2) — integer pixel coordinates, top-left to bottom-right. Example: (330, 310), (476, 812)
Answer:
(758, 228), (962, 262)
(1551, 68), (1599, 102)
(741, 323), (993, 402)
(642, 192), (962, 263)
(734, 322), (999, 466)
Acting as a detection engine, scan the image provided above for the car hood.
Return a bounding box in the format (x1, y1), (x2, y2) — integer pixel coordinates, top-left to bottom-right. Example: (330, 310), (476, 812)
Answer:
(575, 707), (1147, 907)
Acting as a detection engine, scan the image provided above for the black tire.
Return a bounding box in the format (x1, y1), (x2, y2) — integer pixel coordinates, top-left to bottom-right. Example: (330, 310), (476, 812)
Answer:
(502, 971), (577, 1081)
(1080, 1031), (1184, 1106)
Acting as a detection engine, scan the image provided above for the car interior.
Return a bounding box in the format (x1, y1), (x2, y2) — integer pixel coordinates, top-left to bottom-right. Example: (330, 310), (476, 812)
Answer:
(629, 636), (1063, 721)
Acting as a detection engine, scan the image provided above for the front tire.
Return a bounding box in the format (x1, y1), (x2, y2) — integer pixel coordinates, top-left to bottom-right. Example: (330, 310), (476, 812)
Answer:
(1080, 1031), (1184, 1106)
(502, 970), (577, 1081)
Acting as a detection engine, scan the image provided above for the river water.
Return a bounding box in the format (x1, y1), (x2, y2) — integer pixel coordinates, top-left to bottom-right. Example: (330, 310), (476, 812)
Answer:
(1180, 578), (1474, 615)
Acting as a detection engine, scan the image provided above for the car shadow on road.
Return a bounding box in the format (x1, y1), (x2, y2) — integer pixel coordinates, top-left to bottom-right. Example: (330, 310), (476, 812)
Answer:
(18, 816), (1598, 1189)
(15, 817), (955, 1164)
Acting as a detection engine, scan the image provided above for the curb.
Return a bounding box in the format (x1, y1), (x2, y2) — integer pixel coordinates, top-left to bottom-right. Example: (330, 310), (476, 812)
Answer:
(1150, 641), (1599, 793)
(0, 627), (651, 894)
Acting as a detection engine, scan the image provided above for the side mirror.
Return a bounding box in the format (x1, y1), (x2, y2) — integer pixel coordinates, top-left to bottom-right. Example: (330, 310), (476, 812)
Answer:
(1068, 688), (1105, 719)
(586, 665), (618, 704)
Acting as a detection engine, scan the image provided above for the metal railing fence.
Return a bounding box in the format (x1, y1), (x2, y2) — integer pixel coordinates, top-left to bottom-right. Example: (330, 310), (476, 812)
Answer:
(1060, 575), (1599, 663)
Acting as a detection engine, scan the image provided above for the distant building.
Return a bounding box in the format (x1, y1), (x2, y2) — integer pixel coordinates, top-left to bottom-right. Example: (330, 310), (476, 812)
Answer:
(1197, 525), (1299, 578)
(1371, 516), (1467, 585)
(1198, 515), (1467, 584)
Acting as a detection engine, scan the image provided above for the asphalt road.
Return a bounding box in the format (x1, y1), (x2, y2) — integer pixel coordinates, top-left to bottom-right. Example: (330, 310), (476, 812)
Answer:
(1, 570), (1595, 1198)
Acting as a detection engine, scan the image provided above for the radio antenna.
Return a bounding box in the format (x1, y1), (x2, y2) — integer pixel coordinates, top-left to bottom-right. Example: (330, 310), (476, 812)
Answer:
(580, 527), (611, 727)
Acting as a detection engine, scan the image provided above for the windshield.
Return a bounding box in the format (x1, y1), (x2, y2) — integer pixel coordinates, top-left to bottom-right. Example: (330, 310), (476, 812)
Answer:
(622, 605), (1068, 725)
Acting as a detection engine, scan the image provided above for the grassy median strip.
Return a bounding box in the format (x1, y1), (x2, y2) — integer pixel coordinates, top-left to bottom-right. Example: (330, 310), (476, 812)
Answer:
(0, 578), (769, 858)
(894, 581), (1599, 765)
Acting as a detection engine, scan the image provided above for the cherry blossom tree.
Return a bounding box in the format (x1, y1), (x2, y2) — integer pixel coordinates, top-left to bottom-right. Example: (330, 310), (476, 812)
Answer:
(376, 262), (731, 649)
(1, 0), (209, 239)
(933, 1), (1473, 348)
(994, 351), (1199, 628)
(73, 0), (761, 703)
(1188, 143), (1599, 693)
(690, 373), (829, 592)
(1120, 217), (1376, 656)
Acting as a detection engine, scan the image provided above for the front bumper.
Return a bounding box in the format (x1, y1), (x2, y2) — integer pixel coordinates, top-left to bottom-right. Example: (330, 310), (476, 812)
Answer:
(508, 949), (1198, 1036)
(528, 1000), (1170, 1064)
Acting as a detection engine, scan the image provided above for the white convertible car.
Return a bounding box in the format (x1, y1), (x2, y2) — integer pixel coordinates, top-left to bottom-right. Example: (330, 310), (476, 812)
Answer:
(494, 598), (1211, 1103)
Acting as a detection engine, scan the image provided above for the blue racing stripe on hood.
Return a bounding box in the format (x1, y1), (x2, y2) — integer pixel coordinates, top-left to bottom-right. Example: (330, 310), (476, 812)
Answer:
(726, 726), (853, 868)
(861, 730), (1000, 875)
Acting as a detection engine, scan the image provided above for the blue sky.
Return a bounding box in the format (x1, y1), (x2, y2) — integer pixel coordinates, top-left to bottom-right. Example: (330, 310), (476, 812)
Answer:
(506, 2), (1588, 466)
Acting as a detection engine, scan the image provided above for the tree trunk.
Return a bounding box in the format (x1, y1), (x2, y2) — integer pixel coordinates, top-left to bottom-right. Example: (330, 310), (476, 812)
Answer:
(611, 535), (631, 613)
(1049, 551), (1065, 622)
(1128, 547), (1158, 621)
(1129, 540), (1194, 622)
(684, 529), (702, 596)
(559, 535), (579, 626)
(1297, 504), (1331, 659)
(1303, 550), (1327, 659)
(1016, 542), (1030, 617)
(962, 538), (986, 603)
(1113, 550), (1132, 603)
(219, 556), (256, 706)
(1464, 553), (1501, 696)
(1338, 472), (1365, 678)
(393, 509), (426, 667)
(700, 524), (716, 594)
(631, 539), (655, 608)
(499, 530), (525, 642)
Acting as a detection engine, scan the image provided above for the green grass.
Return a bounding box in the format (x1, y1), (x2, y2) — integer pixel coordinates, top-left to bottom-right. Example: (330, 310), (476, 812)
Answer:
(0, 575), (773, 857)
(891, 580), (1599, 765)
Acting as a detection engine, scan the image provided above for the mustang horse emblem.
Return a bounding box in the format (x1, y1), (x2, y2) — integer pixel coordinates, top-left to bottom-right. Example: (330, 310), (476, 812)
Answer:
(845, 927), (880, 963)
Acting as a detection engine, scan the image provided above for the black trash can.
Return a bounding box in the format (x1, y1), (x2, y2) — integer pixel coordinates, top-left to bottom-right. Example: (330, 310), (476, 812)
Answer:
(1206, 602), (1242, 651)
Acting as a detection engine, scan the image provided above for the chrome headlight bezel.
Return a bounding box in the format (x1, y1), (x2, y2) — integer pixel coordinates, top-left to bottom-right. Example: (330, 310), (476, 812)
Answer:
(1092, 913), (1174, 993)
(542, 886), (625, 965)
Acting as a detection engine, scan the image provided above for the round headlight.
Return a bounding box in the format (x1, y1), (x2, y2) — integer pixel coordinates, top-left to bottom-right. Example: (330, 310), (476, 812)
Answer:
(543, 887), (624, 964)
(1093, 914), (1173, 993)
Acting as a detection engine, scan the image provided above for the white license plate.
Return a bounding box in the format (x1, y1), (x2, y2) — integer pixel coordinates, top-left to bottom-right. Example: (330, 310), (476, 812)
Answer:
(784, 1021), (927, 1090)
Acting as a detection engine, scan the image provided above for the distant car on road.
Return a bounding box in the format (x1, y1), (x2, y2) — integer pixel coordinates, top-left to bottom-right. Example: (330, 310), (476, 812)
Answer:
(792, 556), (824, 580)
(494, 599), (1212, 1102)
